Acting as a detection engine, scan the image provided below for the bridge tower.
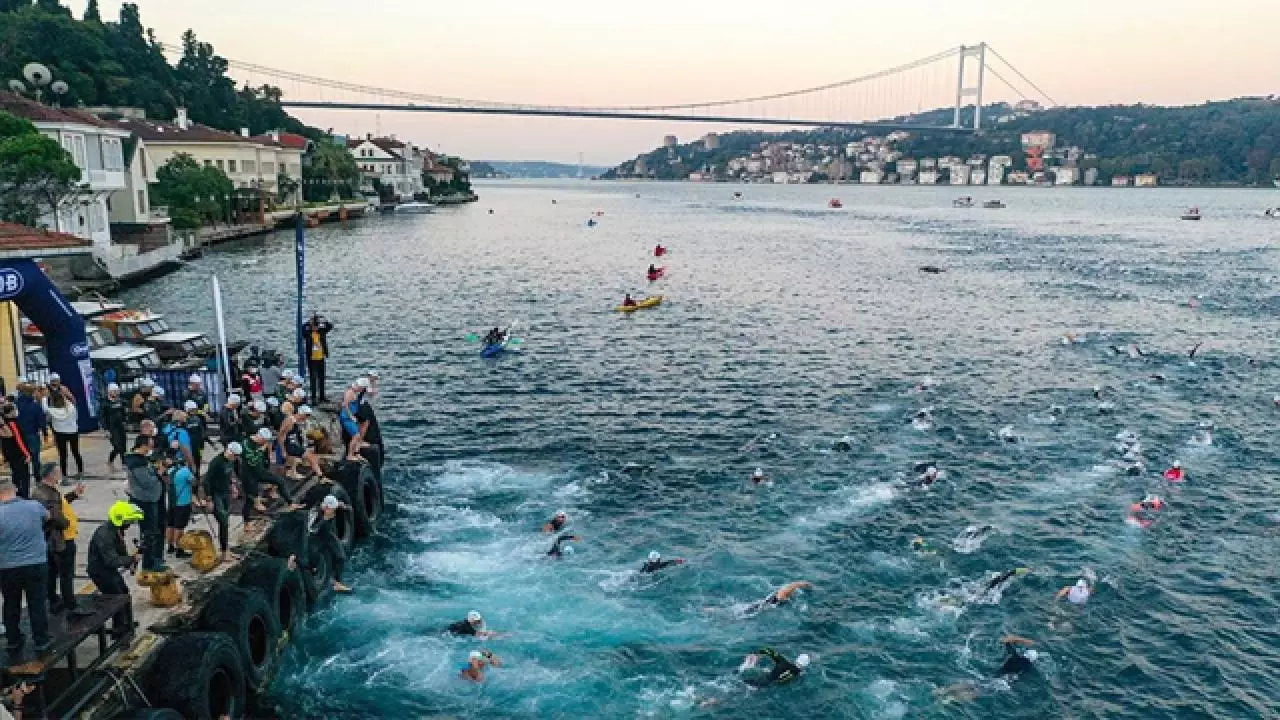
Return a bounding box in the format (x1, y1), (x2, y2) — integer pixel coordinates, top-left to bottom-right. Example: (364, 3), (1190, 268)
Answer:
(952, 43), (987, 130)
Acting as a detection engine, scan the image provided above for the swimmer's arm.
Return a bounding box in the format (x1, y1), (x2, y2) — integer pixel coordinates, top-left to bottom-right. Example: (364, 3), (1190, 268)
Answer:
(1000, 635), (1034, 646)
(481, 650), (501, 667)
(1054, 586), (1070, 599)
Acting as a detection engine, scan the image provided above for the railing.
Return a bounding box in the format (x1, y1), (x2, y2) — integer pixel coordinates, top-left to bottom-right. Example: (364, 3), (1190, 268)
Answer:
(100, 367), (231, 413)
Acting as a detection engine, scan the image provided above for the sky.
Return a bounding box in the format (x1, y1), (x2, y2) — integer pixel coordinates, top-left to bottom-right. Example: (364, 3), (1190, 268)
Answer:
(67, 0), (1280, 164)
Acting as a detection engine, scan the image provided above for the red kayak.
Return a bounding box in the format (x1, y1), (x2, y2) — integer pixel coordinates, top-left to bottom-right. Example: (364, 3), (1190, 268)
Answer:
(647, 267), (665, 282)
(654, 246), (668, 257)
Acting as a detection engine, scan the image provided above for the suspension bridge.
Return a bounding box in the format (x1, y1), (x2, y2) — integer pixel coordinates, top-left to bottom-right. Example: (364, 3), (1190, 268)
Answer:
(185, 43), (1055, 133)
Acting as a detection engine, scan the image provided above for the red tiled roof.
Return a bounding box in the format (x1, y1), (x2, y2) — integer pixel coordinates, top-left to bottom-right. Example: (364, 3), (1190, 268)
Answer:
(0, 91), (118, 130)
(110, 116), (283, 146)
(0, 222), (90, 253)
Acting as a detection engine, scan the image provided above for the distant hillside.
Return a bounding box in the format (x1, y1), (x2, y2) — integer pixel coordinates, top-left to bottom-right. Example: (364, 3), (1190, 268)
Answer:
(478, 161), (610, 179)
(605, 98), (1280, 186)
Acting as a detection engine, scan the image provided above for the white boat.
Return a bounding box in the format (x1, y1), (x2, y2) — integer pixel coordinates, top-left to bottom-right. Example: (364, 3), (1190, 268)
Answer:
(1181, 207), (1201, 221)
(953, 196), (974, 208)
(983, 200), (1006, 209)
(394, 201), (435, 214)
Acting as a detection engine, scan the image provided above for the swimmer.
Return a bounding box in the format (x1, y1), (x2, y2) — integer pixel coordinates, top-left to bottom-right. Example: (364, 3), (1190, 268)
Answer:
(1148, 373), (1166, 383)
(446, 610), (503, 639)
(911, 536), (936, 555)
(953, 524), (996, 554)
(995, 635), (1037, 680)
(1055, 577), (1093, 604)
(834, 435), (853, 452)
(640, 550), (686, 574)
(1273, 395), (1279, 408)
(459, 649), (501, 682)
(738, 647), (810, 687)
(911, 408), (934, 430)
(916, 466), (942, 488)
(1163, 461), (1184, 482)
(746, 581), (814, 613)
(547, 533), (580, 558)
(997, 425), (1018, 443)
(749, 467), (772, 486)
(1126, 494), (1164, 528)
(543, 510), (569, 533)
(985, 567), (1031, 594)
(1189, 342), (1203, 359)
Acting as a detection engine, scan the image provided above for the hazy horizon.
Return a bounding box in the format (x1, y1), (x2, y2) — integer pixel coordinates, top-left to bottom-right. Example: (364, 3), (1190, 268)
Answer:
(65, 0), (1280, 164)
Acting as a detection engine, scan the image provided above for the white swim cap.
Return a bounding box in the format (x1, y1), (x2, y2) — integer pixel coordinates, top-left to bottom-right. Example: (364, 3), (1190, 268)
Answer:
(795, 654), (811, 668)
(369, 370), (380, 378)
(299, 404), (312, 415)
(321, 495), (339, 510)
(292, 389), (306, 400)
(355, 377), (370, 389)
(183, 400), (197, 411)
(648, 551), (661, 562)
(154, 387), (165, 397)
(188, 374), (202, 384)
(1075, 578), (1088, 589)
(252, 400), (266, 412)
(257, 427), (273, 440)
(267, 397), (280, 407)
(48, 372), (60, 382)
(1172, 460), (1181, 468)
(554, 510), (566, 518)
(753, 468), (764, 477)
(466, 610), (483, 624)
(106, 383), (120, 393)
(141, 378), (155, 387)
(226, 442), (243, 455)
(227, 394), (241, 405)
(469, 651), (485, 661)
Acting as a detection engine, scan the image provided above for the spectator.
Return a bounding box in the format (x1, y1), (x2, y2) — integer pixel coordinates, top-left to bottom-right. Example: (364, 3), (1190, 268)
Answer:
(302, 312), (334, 402)
(45, 381), (83, 483)
(123, 435), (167, 573)
(183, 374), (208, 416)
(259, 358), (282, 402)
(0, 478), (52, 654)
(219, 394), (244, 446)
(12, 382), (45, 493)
(278, 405), (323, 480)
(88, 501), (142, 637)
(204, 443), (241, 561)
(165, 455), (195, 559)
(0, 399), (32, 499)
(164, 410), (195, 470)
(100, 383), (128, 470)
(31, 463), (84, 615)
(2, 681), (32, 720)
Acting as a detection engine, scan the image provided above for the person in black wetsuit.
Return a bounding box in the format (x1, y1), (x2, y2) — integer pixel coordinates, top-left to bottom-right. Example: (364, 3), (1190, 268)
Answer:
(640, 550), (685, 573)
(446, 610), (502, 639)
(985, 567), (1030, 594)
(101, 383), (128, 469)
(739, 647), (810, 687)
(542, 510), (568, 533)
(996, 635), (1036, 679)
(547, 533), (580, 558)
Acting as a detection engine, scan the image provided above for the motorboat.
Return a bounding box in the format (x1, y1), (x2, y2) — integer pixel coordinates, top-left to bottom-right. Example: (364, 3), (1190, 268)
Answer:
(394, 201), (435, 214)
(1181, 207), (1201, 221)
(733, 191), (743, 199)
(953, 196), (974, 208)
(828, 198), (843, 208)
(983, 200), (1006, 209)
(92, 309), (233, 366)
(1263, 207), (1280, 218)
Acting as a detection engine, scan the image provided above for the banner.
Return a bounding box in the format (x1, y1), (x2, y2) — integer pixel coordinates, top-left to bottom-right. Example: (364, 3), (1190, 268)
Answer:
(211, 275), (232, 390)
(294, 212), (307, 377)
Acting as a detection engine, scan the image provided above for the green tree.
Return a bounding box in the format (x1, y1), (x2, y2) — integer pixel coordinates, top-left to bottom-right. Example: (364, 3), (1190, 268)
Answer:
(34, 0), (66, 14)
(150, 153), (232, 229)
(83, 0), (99, 22)
(275, 171), (299, 204)
(0, 110), (82, 227)
(303, 139), (359, 201)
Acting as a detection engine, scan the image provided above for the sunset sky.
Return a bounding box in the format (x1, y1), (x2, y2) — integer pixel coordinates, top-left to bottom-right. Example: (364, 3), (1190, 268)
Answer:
(69, 0), (1280, 164)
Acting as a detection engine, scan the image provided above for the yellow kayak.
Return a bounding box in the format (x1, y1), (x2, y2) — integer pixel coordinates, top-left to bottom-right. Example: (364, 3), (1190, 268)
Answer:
(615, 295), (663, 313)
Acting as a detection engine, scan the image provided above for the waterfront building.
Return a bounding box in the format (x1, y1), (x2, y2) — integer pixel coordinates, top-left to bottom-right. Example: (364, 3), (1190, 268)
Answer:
(1112, 175), (1133, 187)
(950, 165), (972, 185)
(348, 134), (425, 200)
(859, 170), (884, 184)
(1134, 173), (1159, 188)
(1006, 171), (1031, 185)
(663, 135), (679, 149)
(1055, 167), (1079, 186)
(970, 169), (987, 185)
(702, 133), (720, 150)
(1084, 168), (1100, 186)
(918, 170), (939, 185)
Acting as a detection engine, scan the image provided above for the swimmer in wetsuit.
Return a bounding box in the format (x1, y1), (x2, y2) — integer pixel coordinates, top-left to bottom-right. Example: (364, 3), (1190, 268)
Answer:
(547, 533), (580, 558)
(995, 635), (1037, 679)
(460, 650), (501, 682)
(446, 610), (503, 639)
(985, 567), (1031, 594)
(542, 510), (568, 533)
(640, 550), (685, 573)
(746, 581), (813, 613)
(739, 647), (810, 687)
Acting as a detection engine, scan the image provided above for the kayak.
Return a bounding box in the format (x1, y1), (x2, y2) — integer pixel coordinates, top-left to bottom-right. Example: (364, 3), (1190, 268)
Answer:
(615, 295), (663, 313)
(647, 267), (665, 282)
(481, 341), (506, 358)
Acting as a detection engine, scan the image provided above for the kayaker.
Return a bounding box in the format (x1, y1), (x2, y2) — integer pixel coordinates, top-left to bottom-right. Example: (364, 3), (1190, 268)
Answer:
(648, 264), (657, 275)
(623, 294), (637, 308)
(483, 327), (503, 345)
(654, 244), (666, 256)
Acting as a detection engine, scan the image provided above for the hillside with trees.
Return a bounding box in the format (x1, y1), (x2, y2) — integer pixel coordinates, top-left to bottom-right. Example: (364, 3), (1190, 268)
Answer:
(607, 98), (1280, 186)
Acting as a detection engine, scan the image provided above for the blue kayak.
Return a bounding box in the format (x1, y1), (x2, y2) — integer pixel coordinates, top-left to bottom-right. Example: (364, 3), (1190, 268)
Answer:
(481, 341), (506, 358)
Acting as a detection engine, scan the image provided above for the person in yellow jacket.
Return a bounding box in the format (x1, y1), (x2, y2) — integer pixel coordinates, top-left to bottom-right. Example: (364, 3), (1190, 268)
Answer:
(31, 462), (85, 615)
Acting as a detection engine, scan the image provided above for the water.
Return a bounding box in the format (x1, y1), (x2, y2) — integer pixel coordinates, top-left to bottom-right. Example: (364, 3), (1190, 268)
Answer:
(121, 183), (1280, 718)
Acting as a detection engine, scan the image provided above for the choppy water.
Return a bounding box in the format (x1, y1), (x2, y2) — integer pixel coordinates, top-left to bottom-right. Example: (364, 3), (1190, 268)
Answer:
(121, 183), (1280, 719)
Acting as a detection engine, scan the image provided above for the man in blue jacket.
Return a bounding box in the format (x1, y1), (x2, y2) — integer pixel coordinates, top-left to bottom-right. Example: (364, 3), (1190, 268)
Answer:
(13, 382), (46, 493)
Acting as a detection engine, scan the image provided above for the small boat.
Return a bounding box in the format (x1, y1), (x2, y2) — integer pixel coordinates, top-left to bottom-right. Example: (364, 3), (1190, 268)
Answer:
(481, 340), (507, 358)
(733, 191), (743, 199)
(615, 295), (663, 313)
(953, 196), (974, 208)
(1181, 207), (1201, 221)
(828, 198), (843, 208)
(647, 267), (665, 282)
(654, 245), (668, 257)
(395, 201), (435, 214)
(586, 218), (598, 227)
(983, 200), (1006, 209)
(1265, 208), (1280, 218)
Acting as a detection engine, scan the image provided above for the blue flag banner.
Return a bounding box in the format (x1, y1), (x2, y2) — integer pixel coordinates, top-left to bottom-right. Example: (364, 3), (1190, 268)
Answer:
(295, 212), (307, 378)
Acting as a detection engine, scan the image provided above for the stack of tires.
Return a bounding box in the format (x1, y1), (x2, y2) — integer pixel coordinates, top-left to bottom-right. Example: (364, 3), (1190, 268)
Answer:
(132, 460), (383, 719)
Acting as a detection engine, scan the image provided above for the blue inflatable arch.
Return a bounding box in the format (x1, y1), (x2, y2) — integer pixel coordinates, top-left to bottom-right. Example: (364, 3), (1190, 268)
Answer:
(1, 259), (97, 432)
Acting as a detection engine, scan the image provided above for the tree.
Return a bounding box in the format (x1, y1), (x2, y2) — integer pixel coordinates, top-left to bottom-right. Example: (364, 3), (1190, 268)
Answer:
(303, 139), (359, 201)
(83, 0), (99, 22)
(34, 0), (66, 13)
(0, 111), (82, 227)
(149, 153), (232, 229)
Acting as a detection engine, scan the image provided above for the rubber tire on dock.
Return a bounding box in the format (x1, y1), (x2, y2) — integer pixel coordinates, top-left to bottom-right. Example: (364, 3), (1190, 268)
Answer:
(358, 444), (384, 483)
(113, 710), (185, 720)
(199, 586), (282, 695)
(144, 632), (246, 720)
(238, 556), (307, 637)
(264, 507), (311, 561)
(339, 461), (382, 538)
(303, 538), (335, 609)
(303, 484), (355, 556)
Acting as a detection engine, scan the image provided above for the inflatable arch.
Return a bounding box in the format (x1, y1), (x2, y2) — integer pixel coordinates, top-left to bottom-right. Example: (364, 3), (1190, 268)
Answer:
(1, 259), (97, 431)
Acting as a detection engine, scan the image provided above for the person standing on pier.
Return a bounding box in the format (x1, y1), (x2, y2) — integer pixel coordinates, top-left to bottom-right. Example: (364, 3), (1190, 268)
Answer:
(123, 436), (167, 573)
(101, 384), (128, 471)
(0, 478), (52, 655)
(204, 443), (242, 561)
(0, 400), (32, 499)
(219, 394), (244, 446)
(302, 312), (334, 403)
(12, 382), (45, 495)
(32, 463), (84, 615)
(88, 501), (142, 638)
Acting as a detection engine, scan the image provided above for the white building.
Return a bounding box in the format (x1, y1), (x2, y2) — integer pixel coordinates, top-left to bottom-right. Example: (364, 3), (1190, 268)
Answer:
(918, 170), (939, 185)
(348, 135), (425, 200)
(950, 166), (972, 185)
(1, 91), (128, 250)
(859, 170), (884, 184)
(1055, 167), (1079, 186)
